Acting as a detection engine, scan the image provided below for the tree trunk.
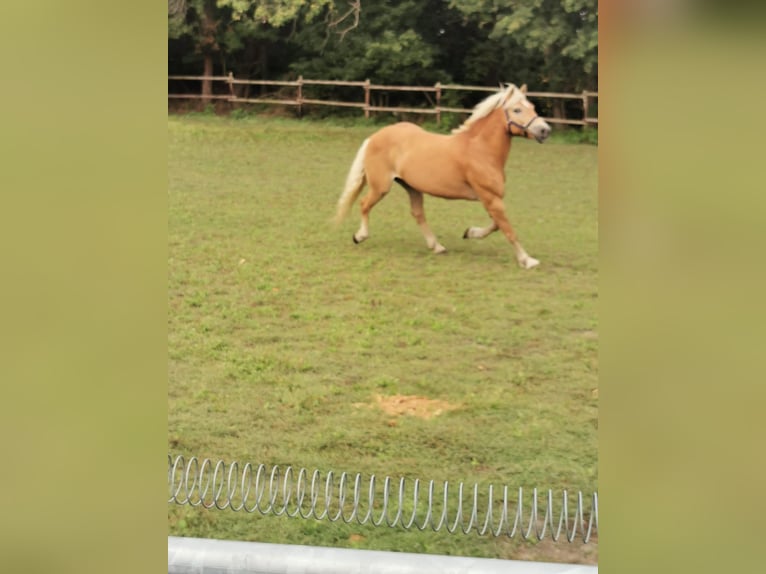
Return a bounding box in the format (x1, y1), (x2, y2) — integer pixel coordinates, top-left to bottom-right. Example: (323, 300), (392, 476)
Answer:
(200, 0), (217, 106)
(202, 53), (213, 105)
(257, 43), (268, 95)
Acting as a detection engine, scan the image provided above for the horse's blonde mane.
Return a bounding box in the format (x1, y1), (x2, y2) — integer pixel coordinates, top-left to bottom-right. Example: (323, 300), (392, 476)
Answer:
(452, 84), (521, 134)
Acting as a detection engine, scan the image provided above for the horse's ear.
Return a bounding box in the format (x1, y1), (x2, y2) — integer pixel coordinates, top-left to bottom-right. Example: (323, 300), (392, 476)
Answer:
(502, 84), (515, 103)
(520, 84), (528, 94)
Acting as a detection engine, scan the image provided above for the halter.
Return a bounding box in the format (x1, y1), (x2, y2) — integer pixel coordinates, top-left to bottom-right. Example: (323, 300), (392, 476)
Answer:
(504, 107), (540, 137)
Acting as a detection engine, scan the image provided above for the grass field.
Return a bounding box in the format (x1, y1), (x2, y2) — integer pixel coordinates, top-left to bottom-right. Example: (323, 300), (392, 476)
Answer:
(168, 114), (598, 563)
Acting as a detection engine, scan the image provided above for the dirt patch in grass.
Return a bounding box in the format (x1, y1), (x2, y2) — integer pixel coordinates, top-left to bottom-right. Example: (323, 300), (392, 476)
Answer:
(360, 394), (460, 420)
(506, 534), (598, 566)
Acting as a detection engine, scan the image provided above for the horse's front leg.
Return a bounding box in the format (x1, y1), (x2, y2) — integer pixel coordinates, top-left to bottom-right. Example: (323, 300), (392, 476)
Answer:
(477, 192), (539, 269)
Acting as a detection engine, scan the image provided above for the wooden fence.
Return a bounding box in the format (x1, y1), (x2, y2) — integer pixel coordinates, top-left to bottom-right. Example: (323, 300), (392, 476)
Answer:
(168, 74), (598, 127)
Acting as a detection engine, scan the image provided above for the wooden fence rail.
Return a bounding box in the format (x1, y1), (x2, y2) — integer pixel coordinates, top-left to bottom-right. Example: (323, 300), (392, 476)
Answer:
(168, 74), (598, 126)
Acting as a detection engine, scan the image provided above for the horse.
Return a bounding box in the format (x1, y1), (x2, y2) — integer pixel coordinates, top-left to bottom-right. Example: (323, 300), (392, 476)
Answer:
(334, 83), (551, 269)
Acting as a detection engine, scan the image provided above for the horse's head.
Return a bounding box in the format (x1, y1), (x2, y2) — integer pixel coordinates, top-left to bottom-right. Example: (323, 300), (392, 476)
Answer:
(501, 84), (551, 143)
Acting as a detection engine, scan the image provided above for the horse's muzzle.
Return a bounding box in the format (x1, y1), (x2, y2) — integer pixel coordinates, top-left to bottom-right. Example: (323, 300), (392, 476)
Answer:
(533, 121), (551, 143)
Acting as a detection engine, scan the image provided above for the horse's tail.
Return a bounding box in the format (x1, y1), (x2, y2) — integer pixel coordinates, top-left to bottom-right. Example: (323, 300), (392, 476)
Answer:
(334, 138), (369, 224)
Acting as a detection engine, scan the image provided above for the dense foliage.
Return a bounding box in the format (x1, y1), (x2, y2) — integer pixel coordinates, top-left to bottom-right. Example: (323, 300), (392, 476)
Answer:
(168, 0), (597, 113)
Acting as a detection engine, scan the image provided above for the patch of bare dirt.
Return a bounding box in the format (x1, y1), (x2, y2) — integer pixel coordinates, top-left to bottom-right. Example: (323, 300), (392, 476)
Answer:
(355, 394), (460, 420)
(497, 534), (598, 566)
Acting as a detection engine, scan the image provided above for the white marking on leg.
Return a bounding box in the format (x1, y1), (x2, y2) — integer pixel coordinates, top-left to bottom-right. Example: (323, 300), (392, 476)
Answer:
(521, 256), (540, 269)
(464, 227), (482, 239)
(465, 222), (498, 239)
(354, 220), (369, 243)
(513, 244), (539, 269)
(423, 229), (446, 253)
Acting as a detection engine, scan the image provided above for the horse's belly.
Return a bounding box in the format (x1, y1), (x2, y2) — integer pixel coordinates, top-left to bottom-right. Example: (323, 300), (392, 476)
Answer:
(427, 182), (478, 200)
(399, 168), (477, 200)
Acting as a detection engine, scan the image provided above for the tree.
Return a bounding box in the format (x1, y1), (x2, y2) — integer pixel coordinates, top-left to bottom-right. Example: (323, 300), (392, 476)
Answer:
(449, 0), (597, 92)
(285, 0), (474, 111)
(169, 0), (223, 103)
(168, 0), (362, 102)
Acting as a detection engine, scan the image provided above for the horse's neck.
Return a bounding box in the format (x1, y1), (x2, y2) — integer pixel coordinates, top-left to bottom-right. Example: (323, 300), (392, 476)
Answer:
(464, 109), (512, 164)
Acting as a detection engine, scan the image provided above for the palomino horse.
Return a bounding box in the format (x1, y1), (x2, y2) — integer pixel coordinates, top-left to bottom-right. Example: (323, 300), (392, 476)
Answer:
(334, 83), (551, 269)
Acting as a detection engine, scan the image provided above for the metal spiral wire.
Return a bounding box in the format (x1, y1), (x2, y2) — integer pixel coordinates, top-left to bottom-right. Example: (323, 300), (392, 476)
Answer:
(168, 454), (598, 543)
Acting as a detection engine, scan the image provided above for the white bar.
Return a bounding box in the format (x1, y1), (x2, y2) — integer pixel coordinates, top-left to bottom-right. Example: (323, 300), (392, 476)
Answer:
(168, 536), (597, 574)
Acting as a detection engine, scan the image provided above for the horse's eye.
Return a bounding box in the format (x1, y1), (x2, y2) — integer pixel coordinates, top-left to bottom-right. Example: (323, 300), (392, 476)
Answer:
(513, 108), (522, 114)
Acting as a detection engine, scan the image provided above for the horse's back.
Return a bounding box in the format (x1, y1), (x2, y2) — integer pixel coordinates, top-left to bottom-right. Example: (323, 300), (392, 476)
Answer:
(369, 121), (431, 146)
(368, 122), (452, 158)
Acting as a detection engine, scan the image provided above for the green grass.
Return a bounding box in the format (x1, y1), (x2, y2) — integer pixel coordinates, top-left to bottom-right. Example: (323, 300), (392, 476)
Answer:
(168, 114), (598, 563)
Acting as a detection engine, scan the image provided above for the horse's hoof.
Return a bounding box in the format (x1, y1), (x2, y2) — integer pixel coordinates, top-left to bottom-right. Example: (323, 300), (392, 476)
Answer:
(352, 234), (360, 244)
(520, 257), (540, 269)
(433, 245), (447, 255)
(462, 229), (470, 239)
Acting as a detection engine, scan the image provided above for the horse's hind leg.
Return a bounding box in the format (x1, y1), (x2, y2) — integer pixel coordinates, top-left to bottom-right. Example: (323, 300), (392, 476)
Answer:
(463, 221), (499, 240)
(353, 174), (391, 244)
(352, 191), (378, 243)
(406, 188), (446, 254)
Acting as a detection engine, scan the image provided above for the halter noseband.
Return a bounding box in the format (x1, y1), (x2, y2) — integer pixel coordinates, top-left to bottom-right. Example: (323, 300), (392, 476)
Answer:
(504, 107), (540, 137)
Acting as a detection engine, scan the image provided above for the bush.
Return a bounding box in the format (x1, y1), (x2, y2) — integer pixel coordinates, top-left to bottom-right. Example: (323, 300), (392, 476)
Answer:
(549, 125), (598, 145)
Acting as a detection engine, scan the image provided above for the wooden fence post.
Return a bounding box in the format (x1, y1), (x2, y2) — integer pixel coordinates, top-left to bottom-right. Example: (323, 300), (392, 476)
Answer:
(364, 79), (370, 119)
(297, 75), (303, 118)
(582, 90), (589, 126)
(435, 82), (441, 125)
(227, 72), (235, 102)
